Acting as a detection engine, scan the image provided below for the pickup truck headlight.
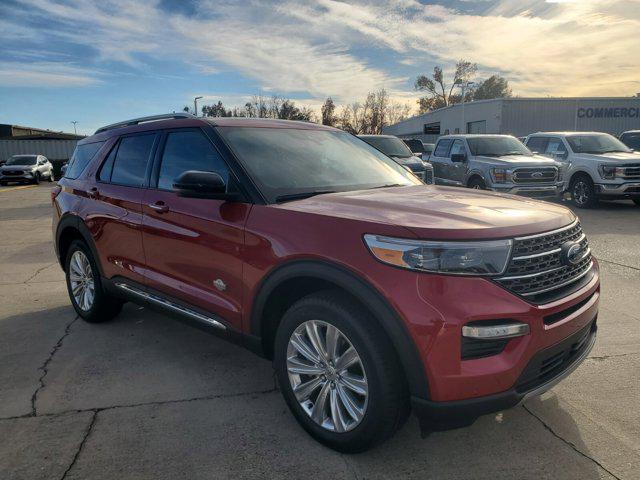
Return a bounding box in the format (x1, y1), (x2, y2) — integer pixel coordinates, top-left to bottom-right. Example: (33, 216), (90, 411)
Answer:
(599, 165), (625, 179)
(364, 235), (513, 276)
(491, 168), (513, 183)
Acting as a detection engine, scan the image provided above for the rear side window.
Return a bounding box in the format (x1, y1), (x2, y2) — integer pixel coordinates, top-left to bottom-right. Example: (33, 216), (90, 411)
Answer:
(109, 134), (156, 187)
(526, 137), (548, 154)
(64, 141), (105, 179)
(545, 138), (567, 155)
(157, 130), (229, 190)
(433, 139), (453, 157)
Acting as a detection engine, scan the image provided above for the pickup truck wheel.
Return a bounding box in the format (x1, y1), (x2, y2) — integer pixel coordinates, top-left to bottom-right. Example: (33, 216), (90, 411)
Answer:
(274, 291), (409, 453)
(65, 240), (123, 323)
(468, 177), (486, 190)
(570, 175), (598, 208)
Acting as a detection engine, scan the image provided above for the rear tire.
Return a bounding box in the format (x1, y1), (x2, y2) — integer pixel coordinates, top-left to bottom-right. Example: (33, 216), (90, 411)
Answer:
(274, 290), (409, 453)
(48, 171), (55, 182)
(65, 240), (123, 323)
(570, 175), (598, 208)
(468, 177), (486, 190)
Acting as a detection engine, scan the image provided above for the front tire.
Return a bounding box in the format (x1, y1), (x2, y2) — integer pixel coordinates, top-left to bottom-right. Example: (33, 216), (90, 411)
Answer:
(65, 240), (123, 323)
(632, 198), (640, 207)
(32, 172), (40, 185)
(48, 171), (55, 182)
(468, 177), (486, 190)
(570, 175), (598, 208)
(274, 291), (409, 453)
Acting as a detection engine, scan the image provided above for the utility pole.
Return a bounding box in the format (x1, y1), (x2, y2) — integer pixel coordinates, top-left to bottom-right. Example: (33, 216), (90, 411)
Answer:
(194, 96), (203, 117)
(460, 81), (475, 134)
(71, 121), (78, 135)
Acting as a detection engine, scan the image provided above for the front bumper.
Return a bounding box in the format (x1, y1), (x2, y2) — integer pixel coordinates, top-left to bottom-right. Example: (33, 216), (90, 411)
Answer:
(491, 183), (563, 198)
(595, 182), (640, 197)
(412, 318), (596, 432)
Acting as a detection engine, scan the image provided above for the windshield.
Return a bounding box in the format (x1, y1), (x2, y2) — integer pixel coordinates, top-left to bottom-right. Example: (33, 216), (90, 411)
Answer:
(567, 134), (632, 154)
(218, 128), (420, 203)
(360, 136), (414, 158)
(621, 133), (640, 150)
(6, 155), (37, 166)
(467, 136), (533, 157)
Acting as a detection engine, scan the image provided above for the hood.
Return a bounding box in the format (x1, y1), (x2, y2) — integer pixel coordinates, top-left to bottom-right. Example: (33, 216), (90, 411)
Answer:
(390, 155), (424, 167)
(474, 154), (558, 167)
(275, 185), (575, 240)
(0, 164), (33, 171)
(573, 151), (640, 164)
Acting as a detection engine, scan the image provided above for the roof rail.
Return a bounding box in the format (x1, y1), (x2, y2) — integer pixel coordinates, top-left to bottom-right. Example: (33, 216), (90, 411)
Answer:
(94, 113), (196, 134)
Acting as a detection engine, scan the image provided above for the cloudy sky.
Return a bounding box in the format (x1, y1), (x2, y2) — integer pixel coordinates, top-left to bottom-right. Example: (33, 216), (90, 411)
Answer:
(1, 0), (639, 134)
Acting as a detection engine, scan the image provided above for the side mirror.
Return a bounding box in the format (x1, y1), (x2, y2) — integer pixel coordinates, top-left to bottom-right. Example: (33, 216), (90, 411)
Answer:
(174, 170), (231, 199)
(451, 153), (466, 163)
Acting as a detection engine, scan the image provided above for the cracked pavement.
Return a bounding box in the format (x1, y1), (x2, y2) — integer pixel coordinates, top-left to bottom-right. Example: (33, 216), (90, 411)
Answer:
(1, 184), (639, 479)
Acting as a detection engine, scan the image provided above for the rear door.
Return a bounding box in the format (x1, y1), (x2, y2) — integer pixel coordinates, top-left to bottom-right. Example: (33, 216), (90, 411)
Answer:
(141, 128), (249, 330)
(430, 138), (453, 184)
(88, 132), (159, 285)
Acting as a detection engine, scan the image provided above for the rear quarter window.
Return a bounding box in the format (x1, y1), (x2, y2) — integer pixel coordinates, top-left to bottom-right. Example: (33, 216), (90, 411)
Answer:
(64, 141), (105, 179)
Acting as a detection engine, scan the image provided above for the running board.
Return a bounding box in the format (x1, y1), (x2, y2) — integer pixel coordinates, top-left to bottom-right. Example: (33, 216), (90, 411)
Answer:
(114, 283), (227, 331)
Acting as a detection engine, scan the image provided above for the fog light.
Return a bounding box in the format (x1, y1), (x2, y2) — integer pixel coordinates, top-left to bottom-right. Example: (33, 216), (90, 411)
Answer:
(462, 322), (530, 339)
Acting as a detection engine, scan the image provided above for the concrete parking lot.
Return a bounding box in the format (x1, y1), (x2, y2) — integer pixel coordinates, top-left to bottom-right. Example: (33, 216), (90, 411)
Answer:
(0, 183), (638, 480)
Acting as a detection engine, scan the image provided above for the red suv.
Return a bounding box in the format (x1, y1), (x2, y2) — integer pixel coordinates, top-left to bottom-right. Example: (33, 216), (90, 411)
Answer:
(52, 114), (599, 452)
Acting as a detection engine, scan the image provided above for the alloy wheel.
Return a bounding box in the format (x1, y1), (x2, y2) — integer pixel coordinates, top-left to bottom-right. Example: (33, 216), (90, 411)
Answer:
(286, 320), (368, 433)
(573, 181), (589, 205)
(69, 250), (95, 311)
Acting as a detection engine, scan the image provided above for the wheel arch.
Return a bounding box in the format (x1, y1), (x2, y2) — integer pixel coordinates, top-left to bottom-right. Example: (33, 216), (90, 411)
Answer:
(250, 259), (431, 399)
(55, 215), (104, 276)
(466, 171), (486, 187)
(569, 170), (594, 186)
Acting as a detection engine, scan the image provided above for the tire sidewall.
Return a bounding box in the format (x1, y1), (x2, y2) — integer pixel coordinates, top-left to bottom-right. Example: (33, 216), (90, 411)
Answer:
(65, 240), (105, 320)
(469, 178), (485, 190)
(274, 295), (398, 451)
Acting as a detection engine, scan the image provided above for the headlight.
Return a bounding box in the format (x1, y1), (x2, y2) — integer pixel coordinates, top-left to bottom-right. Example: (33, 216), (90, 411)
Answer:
(491, 168), (513, 183)
(599, 165), (625, 179)
(364, 235), (513, 276)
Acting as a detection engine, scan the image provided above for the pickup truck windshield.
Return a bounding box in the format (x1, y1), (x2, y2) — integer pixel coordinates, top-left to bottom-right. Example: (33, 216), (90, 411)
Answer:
(360, 136), (414, 158)
(467, 137), (532, 157)
(6, 155), (37, 166)
(566, 134), (632, 154)
(218, 127), (420, 203)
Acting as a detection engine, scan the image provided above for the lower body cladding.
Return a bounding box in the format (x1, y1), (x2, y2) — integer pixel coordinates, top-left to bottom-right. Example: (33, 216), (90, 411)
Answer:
(383, 259), (600, 433)
(491, 183), (564, 198)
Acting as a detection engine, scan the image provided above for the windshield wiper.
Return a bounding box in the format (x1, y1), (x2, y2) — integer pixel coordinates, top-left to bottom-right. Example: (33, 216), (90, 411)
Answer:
(499, 152), (526, 156)
(275, 190), (336, 203)
(370, 183), (406, 189)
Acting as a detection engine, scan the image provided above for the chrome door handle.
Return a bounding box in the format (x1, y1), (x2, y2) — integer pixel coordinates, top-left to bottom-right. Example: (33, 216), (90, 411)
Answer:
(148, 202), (169, 213)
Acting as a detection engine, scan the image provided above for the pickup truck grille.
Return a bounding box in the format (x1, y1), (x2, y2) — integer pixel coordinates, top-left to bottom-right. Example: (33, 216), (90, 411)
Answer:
(512, 167), (558, 184)
(621, 164), (640, 179)
(495, 221), (593, 302)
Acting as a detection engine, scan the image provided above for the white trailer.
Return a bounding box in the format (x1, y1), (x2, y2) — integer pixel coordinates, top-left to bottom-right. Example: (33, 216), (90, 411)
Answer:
(0, 139), (79, 163)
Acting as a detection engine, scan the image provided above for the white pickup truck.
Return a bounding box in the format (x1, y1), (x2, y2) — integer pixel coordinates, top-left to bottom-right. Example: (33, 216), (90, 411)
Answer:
(525, 132), (640, 208)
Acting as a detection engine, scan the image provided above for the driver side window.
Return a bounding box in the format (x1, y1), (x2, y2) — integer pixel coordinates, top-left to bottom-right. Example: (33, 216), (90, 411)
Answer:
(156, 130), (229, 191)
(449, 140), (465, 157)
(545, 138), (567, 156)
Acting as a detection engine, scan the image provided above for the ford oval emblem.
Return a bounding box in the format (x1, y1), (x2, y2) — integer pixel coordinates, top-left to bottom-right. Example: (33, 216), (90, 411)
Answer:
(561, 242), (584, 266)
(532, 172), (543, 178)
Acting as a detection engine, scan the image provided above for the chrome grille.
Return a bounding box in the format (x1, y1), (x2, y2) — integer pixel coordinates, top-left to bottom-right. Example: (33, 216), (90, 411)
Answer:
(496, 221), (593, 300)
(513, 167), (558, 184)
(622, 164), (640, 179)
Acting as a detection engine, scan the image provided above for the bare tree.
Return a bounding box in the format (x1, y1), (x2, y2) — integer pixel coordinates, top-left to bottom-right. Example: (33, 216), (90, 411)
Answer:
(415, 60), (477, 113)
(334, 89), (413, 133)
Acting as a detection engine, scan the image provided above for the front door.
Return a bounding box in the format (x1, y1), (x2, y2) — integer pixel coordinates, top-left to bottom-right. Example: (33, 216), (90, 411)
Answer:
(430, 138), (453, 184)
(448, 139), (468, 185)
(141, 128), (249, 331)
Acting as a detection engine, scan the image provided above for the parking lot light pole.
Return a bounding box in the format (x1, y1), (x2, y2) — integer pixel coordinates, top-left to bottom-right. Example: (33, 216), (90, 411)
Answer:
(194, 96), (203, 117)
(71, 121), (78, 135)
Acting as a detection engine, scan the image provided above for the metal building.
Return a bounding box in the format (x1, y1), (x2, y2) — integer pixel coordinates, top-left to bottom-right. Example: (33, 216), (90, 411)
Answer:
(383, 97), (640, 143)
